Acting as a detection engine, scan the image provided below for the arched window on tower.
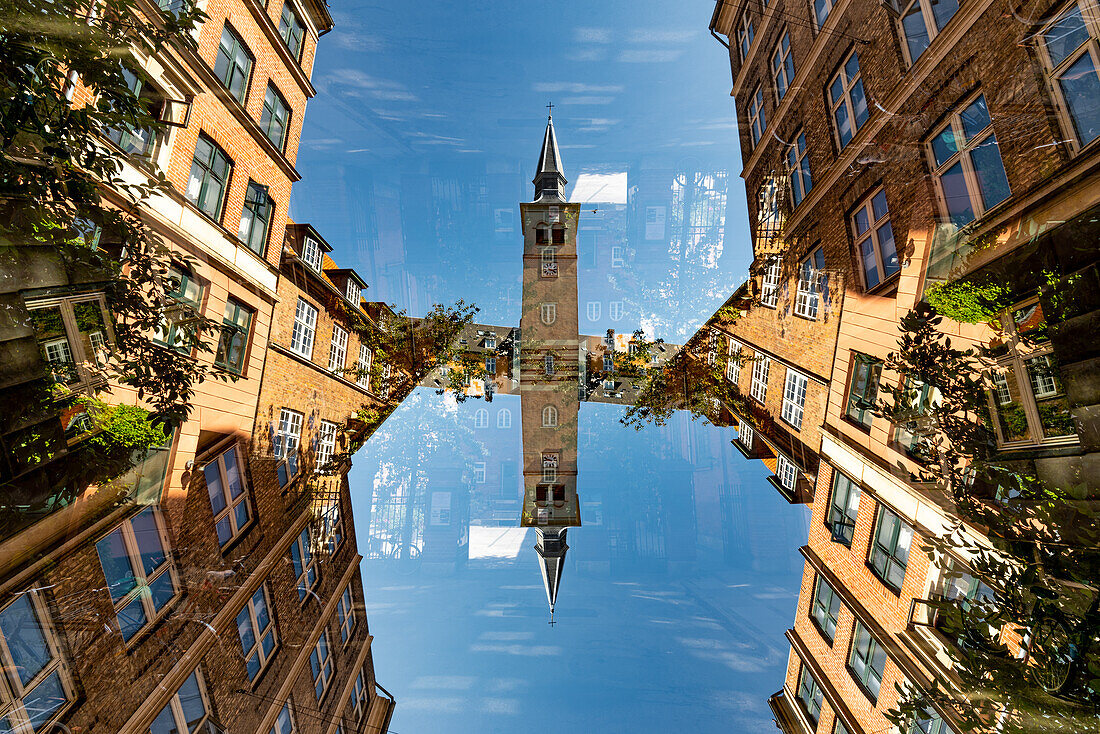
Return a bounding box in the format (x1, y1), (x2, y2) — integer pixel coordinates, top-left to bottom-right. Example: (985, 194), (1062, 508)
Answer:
(535, 223), (550, 244)
(552, 224), (565, 244)
(474, 408), (488, 428)
(542, 405), (558, 427)
(497, 408), (512, 428)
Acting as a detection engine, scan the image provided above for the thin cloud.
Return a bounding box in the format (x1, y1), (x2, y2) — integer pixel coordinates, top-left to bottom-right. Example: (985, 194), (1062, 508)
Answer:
(629, 29), (697, 43)
(574, 27), (611, 43)
(573, 48), (608, 62)
(562, 96), (614, 105)
(618, 49), (684, 62)
(532, 82), (624, 93)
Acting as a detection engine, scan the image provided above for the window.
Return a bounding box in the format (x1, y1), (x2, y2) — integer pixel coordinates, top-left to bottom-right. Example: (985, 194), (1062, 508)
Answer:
(290, 527), (319, 601)
(849, 621), (888, 701)
(737, 420), (754, 447)
(260, 84), (291, 151)
(270, 701), (296, 734)
(748, 87), (766, 147)
(587, 301), (601, 321)
(484, 356), (495, 375)
(987, 301), (1076, 445)
(909, 708), (957, 734)
(760, 257), (781, 308)
(337, 585), (357, 643)
(602, 378), (616, 391)
(497, 409), (512, 428)
(187, 134), (232, 220)
(535, 224), (549, 244)
(929, 94), (1010, 228)
(349, 668), (369, 723)
(795, 247), (826, 319)
(609, 301), (623, 321)
(811, 576), (842, 641)
(552, 225), (565, 244)
(204, 444), (251, 546)
(215, 297), (253, 374)
(870, 505), (913, 591)
(772, 32), (796, 102)
(781, 369), (808, 429)
(237, 181), (273, 255)
(315, 420), (338, 471)
(787, 131), (812, 207)
(357, 344), (372, 389)
(346, 279), (361, 305)
(750, 356), (770, 403)
(152, 266), (203, 352)
(95, 507), (178, 641)
(484, 334), (496, 349)
(286, 297), (316, 360)
(827, 472), (861, 545)
(541, 247), (558, 278)
(310, 631), (334, 700)
(214, 25), (253, 104)
(852, 188), (900, 290)
(543, 453), (558, 483)
(474, 408), (488, 428)
(604, 330), (615, 347)
(150, 669), (212, 734)
(894, 379), (941, 457)
(236, 586), (277, 680)
(274, 408), (303, 486)
(106, 68), (157, 156)
(603, 354), (614, 372)
(301, 237), (323, 271)
(28, 295), (113, 386)
(796, 665), (823, 724)
(1041, 2), (1100, 148)
(474, 462), (486, 483)
(776, 453), (798, 492)
(611, 246), (624, 267)
(835, 722), (852, 734)
(320, 500), (344, 555)
(706, 331), (718, 366)
(327, 325), (348, 373)
(829, 51), (869, 148)
(279, 3), (306, 60)
(0, 590), (72, 732)
(813, 0), (834, 27)
(542, 405), (558, 427)
(737, 11), (754, 61)
(541, 303), (556, 325)
(845, 353), (882, 429)
(897, 0), (960, 64)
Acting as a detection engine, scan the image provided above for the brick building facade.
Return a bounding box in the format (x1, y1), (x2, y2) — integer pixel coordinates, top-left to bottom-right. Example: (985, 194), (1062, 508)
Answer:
(704, 1), (1100, 733)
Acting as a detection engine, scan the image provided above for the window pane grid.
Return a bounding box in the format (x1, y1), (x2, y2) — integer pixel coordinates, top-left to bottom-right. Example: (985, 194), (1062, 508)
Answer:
(829, 52), (868, 148)
(781, 369), (808, 429)
(279, 4), (306, 60)
(849, 621), (887, 701)
(328, 326), (348, 372)
(290, 527), (319, 601)
(760, 257), (781, 308)
(750, 356), (770, 403)
(337, 586), (356, 643)
(870, 505), (912, 591)
(357, 344), (372, 389)
(301, 238), (322, 271)
(726, 339), (741, 383)
(204, 445), (251, 546)
(852, 189), (900, 290)
(772, 32), (795, 102)
(796, 666), (823, 723)
(315, 420), (338, 471)
(811, 576), (841, 641)
(236, 586), (277, 680)
(748, 87), (765, 147)
(929, 94), (1010, 228)
(214, 25), (252, 104)
(310, 631), (333, 700)
(95, 508), (178, 642)
(187, 135), (232, 220)
(0, 591), (72, 733)
(827, 472), (861, 545)
(238, 181), (273, 255)
(787, 132), (812, 206)
(290, 298), (318, 358)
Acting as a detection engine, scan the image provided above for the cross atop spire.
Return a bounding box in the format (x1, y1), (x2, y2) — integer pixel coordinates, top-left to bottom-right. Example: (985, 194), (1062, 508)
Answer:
(533, 113), (567, 202)
(546, 100), (554, 116)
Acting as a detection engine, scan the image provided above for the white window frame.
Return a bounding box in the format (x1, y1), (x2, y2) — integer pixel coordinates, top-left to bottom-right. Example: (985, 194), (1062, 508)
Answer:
(350, 669), (370, 723)
(275, 407), (303, 465)
(813, 0), (834, 28)
(1038, 1), (1100, 151)
(794, 247), (825, 319)
(310, 630), (334, 700)
(737, 10), (754, 61)
(748, 86), (765, 147)
(776, 453), (799, 491)
(772, 31), (795, 102)
(474, 461), (487, 483)
(544, 352), (555, 375)
(474, 408), (488, 428)
(204, 444), (252, 546)
(0, 589), (74, 732)
(357, 344), (372, 389)
(726, 339), (742, 383)
(270, 700), (296, 734)
(486, 356), (496, 375)
(540, 303), (557, 325)
(852, 188), (900, 290)
(300, 237), (322, 271)
(290, 298), (318, 359)
(315, 420), (338, 472)
(322, 500), (343, 553)
(328, 325), (348, 372)
(586, 301), (601, 321)
(608, 301), (623, 321)
(290, 526), (319, 601)
(610, 246), (624, 268)
(542, 405), (558, 427)
(95, 507), (179, 642)
(737, 419), (754, 448)
(751, 356), (771, 403)
(497, 408), (512, 428)
(781, 368), (808, 429)
(895, 0), (962, 66)
(787, 131), (812, 207)
(346, 279), (361, 305)
(151, 668), (213, 734)
(337, 585), (357, 644)
(760, 257), (781, 308)
(828, 51), (868, 149)
(237, 584), (278, 681)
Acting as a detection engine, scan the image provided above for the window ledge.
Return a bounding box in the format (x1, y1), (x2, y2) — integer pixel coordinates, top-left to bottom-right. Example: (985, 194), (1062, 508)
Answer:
(808, 616), (835, 648)
(844, 665), (880, 707)
(865, 561), (903, 597)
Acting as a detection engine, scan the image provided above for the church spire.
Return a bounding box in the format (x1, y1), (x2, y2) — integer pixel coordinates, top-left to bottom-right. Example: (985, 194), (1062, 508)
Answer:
(535, 527), (568, 622)
(533, 110), (567, 202)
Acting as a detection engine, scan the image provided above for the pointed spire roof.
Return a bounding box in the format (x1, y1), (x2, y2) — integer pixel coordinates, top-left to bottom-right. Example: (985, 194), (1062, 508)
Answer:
(533, 114), (568, 202)
(535, 527), (568, 617)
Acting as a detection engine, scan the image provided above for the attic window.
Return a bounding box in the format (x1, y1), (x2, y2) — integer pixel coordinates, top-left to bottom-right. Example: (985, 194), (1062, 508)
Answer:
(301, 237), (322, 272)
(346, 280), (360, 305)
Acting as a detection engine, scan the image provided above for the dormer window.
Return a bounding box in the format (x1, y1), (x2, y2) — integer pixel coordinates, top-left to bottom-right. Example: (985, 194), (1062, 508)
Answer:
(301, 237), (322, 272)
(346, 280), (360, 305)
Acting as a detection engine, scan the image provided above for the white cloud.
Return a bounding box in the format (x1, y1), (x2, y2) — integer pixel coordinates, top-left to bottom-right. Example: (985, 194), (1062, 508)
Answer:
(570, 172), (628, 204)
(532, 82), (624, 93)
(618, 49), (684, 63)
(329, 69), (418, 102)
(629, 29), (697, 44)
(574, 27), (611, 43)
(469, 644), (563, 656)
(562, 96), (614, 105)
(410, 676), (476, 690)
(480, 698), (520, 714)
(572, 48), (608, 62)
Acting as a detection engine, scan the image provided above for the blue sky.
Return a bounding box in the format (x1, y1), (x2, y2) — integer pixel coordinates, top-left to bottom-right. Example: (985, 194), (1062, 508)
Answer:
(288, 2), (810, 731)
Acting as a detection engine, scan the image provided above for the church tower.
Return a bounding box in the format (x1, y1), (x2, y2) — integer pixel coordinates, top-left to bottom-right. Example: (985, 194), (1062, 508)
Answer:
(519, 112), (582, 621)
